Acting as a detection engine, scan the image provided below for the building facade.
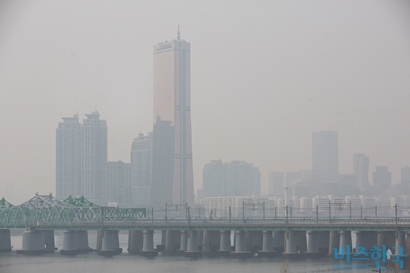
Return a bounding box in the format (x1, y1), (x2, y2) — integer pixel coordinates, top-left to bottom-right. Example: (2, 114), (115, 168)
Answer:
(107, 161), (131, 206)
(130, 133), (152, 207)
(353, 153), (370, 189)
(268, 172), (284, 196)
(56, 114), (81, 199)
(312, 131), (339, 182)
(80, 111), (108, 205)
(153, 32), (194, 207)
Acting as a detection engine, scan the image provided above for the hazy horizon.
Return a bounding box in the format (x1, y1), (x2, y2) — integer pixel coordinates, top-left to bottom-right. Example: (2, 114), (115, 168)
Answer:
(1, 1), (410, 204)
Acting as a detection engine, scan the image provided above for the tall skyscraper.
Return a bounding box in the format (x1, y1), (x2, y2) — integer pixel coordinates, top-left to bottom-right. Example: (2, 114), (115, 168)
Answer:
(312, 131), (339, 182)
(130, 133), (152, 207)
(80, 111), (108, 205)
(353, 153), (370, 189)
(203, 160), (225, 197)
(56, 114), (81, 199)
(153, 30), (194, 206)
(401, 166), (410, 185)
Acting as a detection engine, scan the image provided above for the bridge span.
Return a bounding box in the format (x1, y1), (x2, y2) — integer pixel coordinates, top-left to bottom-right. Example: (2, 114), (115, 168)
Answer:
(1, 194), (410, 258)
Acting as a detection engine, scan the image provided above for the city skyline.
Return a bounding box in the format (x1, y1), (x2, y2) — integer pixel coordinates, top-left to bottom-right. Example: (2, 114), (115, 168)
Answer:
(1, 1), (410, 203)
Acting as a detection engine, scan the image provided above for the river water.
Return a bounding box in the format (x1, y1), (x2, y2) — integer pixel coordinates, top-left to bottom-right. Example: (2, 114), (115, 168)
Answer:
(0, 232), (405, 273)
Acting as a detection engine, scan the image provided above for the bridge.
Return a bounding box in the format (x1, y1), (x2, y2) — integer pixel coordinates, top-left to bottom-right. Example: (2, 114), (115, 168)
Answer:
(0, 194), (409, 258)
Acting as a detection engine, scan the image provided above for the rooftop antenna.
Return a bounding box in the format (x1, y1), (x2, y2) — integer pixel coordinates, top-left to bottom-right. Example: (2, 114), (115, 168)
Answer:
(177, 24), (180, 39)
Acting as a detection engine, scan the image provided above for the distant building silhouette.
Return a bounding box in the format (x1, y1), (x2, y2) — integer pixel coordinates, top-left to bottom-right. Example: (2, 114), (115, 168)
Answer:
(353, 153), (370, 189)
(401, 166), (410, 185)
(56, 111), (108, 205)
(130, 133), (152, 207)
(107, 161), (131, 206)
(372, 166), (392, 191)
(202, 160), (260, 197)
(80, 111), (107, 205)
(150, 118), (174, 208)
(268, 172), (284, 195)
(56, 114), (81, 199)
(312, 131), (338, 182)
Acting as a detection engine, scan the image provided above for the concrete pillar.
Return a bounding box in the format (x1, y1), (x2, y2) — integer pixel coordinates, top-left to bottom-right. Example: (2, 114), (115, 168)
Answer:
(18, 230), (47, 254)
(258, 230), (276, 257)
(43, 230), (56, 251)
(197, 230), (203, 251)
(75, 230), (91, 253)
(185, 230), (201, 257)
(283, 231), (301, 258)
(96, 230), (103, 251)
(273, 231), (285, 253)
(339, 231), (352, 256)
(304, 231), (327, 257)
(156, 230), (166, 252)
(140, 230), (157, 257)
(98, 230), (121, 256)
(328, 231), (340, 256)
(395, 231), (406, 255)
(230, 230), (252, 257)
(165, 230), (181, 254)
(179, 230), (188, 252)
(245, 231), (263, 254)
(202, 230), (219, 256)
(0, 229), (12, 252)
(355, 231), (377, 251)
(128, 230), (143, 253)
(378, 231), (396, 251)
(217, 230), (231, 256)
(61, 230), (78, 255)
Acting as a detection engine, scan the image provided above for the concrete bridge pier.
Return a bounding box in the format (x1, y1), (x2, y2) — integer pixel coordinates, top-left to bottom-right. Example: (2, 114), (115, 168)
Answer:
(156, 230), (166, 252)
(272, 231), (285, 253)
(230, 230), (252, 258)
(355, 231), (377, 251)
(217, 230), (231, 256)
(178, 230), (188, 254)
(128, 230), (143, 254)
(76, 230), (92, 253)
(395, 231), (406, 256)
(378, 231), (396, 251)
(328, 231), (340, 257)
(0, 229), (12, 252)
(185, 230), (201, 257)
(258, 230), (276, 257)
(165, 230), (181, 254)
(283, 231), (302, 258)
(246, 231), (263, 255)
(17, 229), (50, 255)
(304, 231), (326, 257)
(98, 230), (121, 256)
(338, 231), (352, 257)
(140, 230), (158, 257)
(197, 230), (203, 251)
(43, 230), (56, 251)
(202, 230), (219, 256)
(61, 230), (78, 255)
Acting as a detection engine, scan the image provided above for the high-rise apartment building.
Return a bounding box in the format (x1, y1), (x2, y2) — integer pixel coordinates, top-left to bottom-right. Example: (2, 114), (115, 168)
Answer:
(202, 160), (260, 197)
(268, 172), (284, 195)
(150, 118), (174, 208)
(353, 153), (370, 189)
(56, 114), (81, 199)
(153, 31), (194, 206)
(312, 131), (339, 182)
(80, 111), (107, 205)
(107, 161), (131, 206)
(130, 133), (152, 207)
(203, 160), (225, 197)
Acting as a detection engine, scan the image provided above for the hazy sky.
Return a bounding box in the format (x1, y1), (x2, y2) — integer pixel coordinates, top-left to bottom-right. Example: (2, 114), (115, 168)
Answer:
(1, 1), (409, 204)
